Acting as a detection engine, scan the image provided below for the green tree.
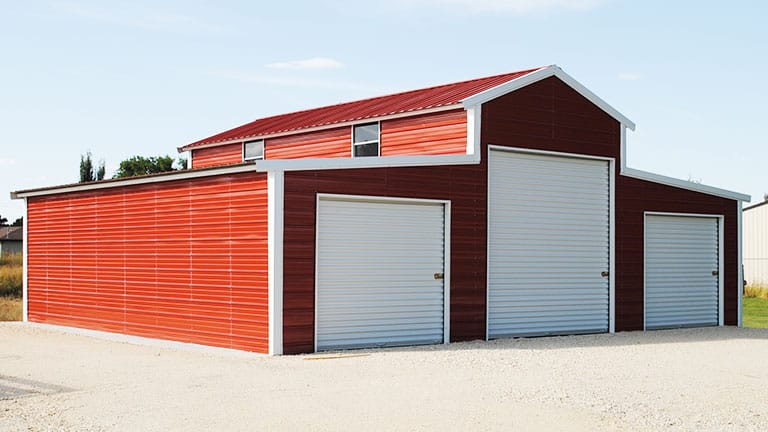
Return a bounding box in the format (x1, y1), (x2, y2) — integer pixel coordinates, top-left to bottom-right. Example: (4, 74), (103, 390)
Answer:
(11, 217), (22, 227)
(80, 152), (94, 182)
(113, 155), (186, 178)
(0, 214), (7, 226)
(96, 159), (106, 181)
(80, 152), (105, 182)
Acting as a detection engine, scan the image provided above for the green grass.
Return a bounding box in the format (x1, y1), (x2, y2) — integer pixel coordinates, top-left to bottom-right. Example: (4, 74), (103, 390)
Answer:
(743, 297), (768, 328)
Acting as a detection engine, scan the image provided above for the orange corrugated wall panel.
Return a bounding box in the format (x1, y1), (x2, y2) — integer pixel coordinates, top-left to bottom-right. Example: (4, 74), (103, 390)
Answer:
(26, 172), (269, 353)
(191, 143), (242, 168)
(187, 110), (467, 168)
(381, 109), (467, 156)
(265, 126), (350, 159)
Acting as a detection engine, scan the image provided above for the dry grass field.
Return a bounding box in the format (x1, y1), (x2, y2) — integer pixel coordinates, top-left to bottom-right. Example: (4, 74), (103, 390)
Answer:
(0, 253), (22, 321)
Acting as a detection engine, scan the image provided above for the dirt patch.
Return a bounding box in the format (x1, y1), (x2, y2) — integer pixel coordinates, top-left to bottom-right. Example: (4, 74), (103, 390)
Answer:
(1, 323), (767, 431)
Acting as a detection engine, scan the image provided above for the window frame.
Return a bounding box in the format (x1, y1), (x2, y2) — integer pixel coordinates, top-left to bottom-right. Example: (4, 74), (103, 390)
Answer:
(242, 139), (265, 162)
(351, 122), (381, 157)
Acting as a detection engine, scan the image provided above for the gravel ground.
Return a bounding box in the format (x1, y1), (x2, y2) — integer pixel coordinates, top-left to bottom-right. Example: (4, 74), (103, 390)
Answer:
(1, 323), (767, 431)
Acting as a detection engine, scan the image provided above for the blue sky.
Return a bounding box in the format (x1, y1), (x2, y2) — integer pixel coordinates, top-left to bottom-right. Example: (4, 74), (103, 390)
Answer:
(1, 1), (766, 221)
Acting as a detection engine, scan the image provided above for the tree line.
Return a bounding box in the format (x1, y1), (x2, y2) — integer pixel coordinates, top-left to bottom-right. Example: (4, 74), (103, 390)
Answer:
(79, 153), (187, 183)
(0, 215), (22, 227)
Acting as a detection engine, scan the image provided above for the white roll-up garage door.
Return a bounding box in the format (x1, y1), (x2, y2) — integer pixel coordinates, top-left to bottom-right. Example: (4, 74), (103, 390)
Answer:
(645, 214), (720, 329)
(488, 149), (610, 338)
(316, 196), (447, 351)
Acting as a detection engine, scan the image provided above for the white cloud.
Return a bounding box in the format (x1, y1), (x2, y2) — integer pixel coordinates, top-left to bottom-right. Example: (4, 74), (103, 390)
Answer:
(265, 57), (345, 70)
(618, 72), (644, 81)
(391, 0), (608, 13)
(0, 158), (17, 166)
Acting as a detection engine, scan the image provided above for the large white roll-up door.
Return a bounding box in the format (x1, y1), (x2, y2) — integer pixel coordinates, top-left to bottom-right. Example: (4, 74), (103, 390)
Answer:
(645, 214), (720, 329)
(316, 196), (447, 351)
(488, 150), (610, 338)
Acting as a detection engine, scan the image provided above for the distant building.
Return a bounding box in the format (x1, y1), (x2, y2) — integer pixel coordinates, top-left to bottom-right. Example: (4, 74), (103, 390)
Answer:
(0, 226), (22, 255)
(744, 201), (768, 285)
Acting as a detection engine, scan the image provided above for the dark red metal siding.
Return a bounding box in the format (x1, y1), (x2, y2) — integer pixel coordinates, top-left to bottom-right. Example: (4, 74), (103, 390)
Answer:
(282, 75), (741, 354)
(482, 76), (620, 159)
(616, 177), (739, 330)
(27, 173), (269, 353)
(191, 143), (243, 169)
(283, 161), (488, 354)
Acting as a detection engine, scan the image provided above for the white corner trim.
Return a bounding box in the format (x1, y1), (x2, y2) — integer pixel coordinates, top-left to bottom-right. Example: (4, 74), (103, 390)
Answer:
(466, 105), (482, 157)
(737, 200), (743, 327)
(621, 167), (750, 202)
(460, 65), (636, 131)
(620, 126), (627, 172)
(267, 170), (284, 356)
(22, 197), (28, 322)
(187, 150), (193, 169)
(179, 105), (464, 152)
(254, 153), (480, 172)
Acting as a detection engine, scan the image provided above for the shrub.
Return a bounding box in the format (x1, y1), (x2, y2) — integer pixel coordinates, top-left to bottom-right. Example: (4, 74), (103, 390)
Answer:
(0, 253), (22, 267)
(744, 284), (768, 300)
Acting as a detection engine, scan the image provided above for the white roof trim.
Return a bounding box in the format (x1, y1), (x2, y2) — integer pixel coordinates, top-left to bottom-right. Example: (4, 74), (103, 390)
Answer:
(461, 65), (636, 131)
(255, 154), (480, 172)
(179, 104), (464, 153)
(621, 167), (750, 202)
(12, 164), (261, 199)
(12, 154), (481, 199)
(744, 200), (768, 211)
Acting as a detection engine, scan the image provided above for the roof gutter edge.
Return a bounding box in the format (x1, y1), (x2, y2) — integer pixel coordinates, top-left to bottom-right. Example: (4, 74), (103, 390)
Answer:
(621, 167), (751, 202)
(460, 65), (636, 131)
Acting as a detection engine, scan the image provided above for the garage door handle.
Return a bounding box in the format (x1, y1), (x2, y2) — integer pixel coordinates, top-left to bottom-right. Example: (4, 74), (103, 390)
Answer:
(601, 271), (609, 277)
(434, 273), (444, 280)
(712, 270), (718, 276)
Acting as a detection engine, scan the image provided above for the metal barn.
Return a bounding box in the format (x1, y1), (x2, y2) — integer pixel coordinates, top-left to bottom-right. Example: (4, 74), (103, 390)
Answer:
(12, 65), (749, 354)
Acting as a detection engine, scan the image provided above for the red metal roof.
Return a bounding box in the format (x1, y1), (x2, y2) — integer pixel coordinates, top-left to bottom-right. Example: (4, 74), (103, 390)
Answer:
(181, 67), (545, 150)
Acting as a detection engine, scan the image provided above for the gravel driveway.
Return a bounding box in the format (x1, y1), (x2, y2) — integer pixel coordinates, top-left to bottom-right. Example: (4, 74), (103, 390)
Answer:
(1, 323), (767, 431)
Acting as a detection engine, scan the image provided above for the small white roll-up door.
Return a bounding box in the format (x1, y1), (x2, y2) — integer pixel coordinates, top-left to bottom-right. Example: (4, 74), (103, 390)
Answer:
(645, 215), (720, 329)
(316, 196), (446, 351)
(488, 150), (610, 338)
